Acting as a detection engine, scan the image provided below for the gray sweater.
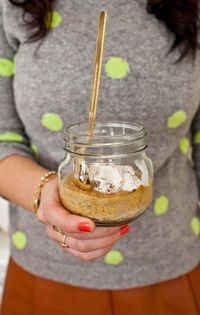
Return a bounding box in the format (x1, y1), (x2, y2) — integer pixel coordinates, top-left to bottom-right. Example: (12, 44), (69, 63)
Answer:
(0, 0), (200, 289)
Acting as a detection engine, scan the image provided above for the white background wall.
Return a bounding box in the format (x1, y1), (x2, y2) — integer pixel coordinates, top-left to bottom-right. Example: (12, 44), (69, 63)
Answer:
(0, 198), (10, 300)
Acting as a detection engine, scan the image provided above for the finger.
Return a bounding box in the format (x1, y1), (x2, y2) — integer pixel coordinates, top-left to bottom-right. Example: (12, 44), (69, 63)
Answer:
(48, 224), (128, 241)
(69, 233), (122, 252)
(70, 226), (122, 240)
(64, 245), (113, 262)
(47, 225), (123, 252)
(39, 201), (96, 234)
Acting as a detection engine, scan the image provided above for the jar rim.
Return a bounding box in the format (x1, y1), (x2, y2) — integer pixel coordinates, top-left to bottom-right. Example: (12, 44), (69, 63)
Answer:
(65, 121), (146, 144)
(64, 121), (147, 156)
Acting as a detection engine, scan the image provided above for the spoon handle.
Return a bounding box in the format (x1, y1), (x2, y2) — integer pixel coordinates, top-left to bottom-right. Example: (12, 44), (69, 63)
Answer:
(88, 11), (107, 136)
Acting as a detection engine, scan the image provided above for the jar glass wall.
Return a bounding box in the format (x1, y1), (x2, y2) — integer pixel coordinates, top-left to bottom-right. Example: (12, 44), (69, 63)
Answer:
(58, 122), (153, 226)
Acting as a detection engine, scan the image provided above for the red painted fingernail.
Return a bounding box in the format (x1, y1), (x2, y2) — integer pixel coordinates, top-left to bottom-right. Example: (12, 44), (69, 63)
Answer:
(78, 222), (92, 232)
(120, 225), (129, 236)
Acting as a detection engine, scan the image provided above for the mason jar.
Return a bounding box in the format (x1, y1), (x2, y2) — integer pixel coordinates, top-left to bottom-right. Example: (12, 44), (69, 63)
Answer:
(58, 122), (153, 226)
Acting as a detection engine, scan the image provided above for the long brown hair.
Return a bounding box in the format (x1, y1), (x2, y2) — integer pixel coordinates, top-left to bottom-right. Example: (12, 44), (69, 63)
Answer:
(9, 0), (199, 60)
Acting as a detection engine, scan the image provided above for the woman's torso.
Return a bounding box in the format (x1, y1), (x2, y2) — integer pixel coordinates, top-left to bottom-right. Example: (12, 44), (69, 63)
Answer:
(1, 0), (200, 288)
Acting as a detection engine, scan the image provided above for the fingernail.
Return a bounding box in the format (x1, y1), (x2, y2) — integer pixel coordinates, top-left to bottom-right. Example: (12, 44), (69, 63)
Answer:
(120, 224), (129, 236)
(78, 222), (92, 232)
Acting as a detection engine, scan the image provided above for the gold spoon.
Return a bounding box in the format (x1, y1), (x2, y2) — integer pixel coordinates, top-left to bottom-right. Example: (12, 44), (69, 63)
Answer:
(75, 11), (107, 190)
(88, 11), (107, 136)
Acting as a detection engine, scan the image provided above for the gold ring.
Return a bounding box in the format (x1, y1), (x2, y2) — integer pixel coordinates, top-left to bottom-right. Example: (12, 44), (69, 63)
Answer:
(60, 233), (70, 249)
(52, 225), (65, 235)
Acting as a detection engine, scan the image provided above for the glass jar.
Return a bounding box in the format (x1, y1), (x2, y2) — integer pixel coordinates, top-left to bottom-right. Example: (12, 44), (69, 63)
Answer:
(58, 122), (153, 226)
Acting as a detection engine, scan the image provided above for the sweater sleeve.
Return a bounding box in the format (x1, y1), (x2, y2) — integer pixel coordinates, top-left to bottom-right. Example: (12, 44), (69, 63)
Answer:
(192, 105), (200, 197)
(0, 6), (34, 162)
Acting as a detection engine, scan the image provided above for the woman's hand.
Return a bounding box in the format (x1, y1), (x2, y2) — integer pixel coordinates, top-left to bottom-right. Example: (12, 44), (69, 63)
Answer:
(37, 177), (129, 261)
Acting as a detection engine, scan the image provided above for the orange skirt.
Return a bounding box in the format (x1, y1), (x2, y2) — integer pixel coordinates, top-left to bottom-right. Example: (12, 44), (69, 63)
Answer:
(1, 258), (200, 315)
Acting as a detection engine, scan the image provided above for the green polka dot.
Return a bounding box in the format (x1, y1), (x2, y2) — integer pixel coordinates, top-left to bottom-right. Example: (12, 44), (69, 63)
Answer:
(105, 57), (130, 79)
(45, 10), (62, 29)
(41, 112), (64, 132)
(191, 217), (200, 236)
(154, 195), (169, 215)
(31, 144), (40, 160)
(104, 250), (124, 265)
(194, 131), (200, 144)
(0, 58), (15, 77)
(179, 137), (190, 155)
(0, 132), (23, 142)
(12, 231), (27, 250)
(167, 110), (187, 129)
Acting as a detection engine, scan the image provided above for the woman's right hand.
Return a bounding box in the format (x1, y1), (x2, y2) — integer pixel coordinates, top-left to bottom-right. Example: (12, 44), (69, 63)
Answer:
(36, 177), (129, 262)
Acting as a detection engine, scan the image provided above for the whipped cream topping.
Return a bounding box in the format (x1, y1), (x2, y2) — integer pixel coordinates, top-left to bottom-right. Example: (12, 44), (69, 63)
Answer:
(73, 159), (149, 194)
